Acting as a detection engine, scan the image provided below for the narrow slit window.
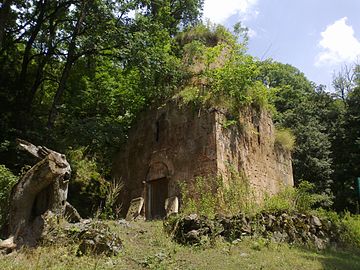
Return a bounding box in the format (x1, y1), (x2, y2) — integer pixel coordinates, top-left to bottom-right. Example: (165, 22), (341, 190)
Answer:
(155, 121), (160, 142)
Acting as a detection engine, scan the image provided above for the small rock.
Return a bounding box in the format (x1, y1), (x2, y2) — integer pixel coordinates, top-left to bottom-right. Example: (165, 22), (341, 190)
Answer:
(0, 236), (16, 254)
(118, 219), (131, 227)
(232, 239), (241, 244)
(185, 230), (200, 244)
(186, 214), (199, 221)
(311, 216), (322, 227)
(314, 236), (326, 250)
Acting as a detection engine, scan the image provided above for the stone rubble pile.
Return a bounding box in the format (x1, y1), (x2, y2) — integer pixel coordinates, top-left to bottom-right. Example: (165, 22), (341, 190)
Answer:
(164, 211), (343, 249)
(41, 212), (122, 256)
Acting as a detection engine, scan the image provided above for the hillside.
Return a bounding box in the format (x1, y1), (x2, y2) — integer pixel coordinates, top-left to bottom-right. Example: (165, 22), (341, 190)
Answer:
(1, 220), (359, 270)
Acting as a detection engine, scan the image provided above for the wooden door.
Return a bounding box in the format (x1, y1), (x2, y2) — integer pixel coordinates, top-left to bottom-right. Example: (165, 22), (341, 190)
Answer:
(149, 178), (168, 219)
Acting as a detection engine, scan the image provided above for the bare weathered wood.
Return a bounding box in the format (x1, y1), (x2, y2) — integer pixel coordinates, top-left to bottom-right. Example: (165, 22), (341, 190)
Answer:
(16, 138), (53, 159)
(1, 140), (75, 250)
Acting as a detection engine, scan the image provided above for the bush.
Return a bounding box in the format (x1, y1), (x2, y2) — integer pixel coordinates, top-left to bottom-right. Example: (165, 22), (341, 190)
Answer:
(340, 212), (360, 248)
(66, 147), (108, 217)
(0, 165), (18, 228)
(275, 127), (295, 152)
(99, 179), (124, 220)
(179, 169), (257, 217)
(217, 167), (256, 215)
(179, 176), (219, 218)
(264, 181), (332, 213)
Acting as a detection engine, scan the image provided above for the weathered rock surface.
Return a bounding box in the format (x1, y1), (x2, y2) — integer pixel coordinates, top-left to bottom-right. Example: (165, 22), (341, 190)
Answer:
(114, 103), (293, 218)
(164, 211), (342, 249)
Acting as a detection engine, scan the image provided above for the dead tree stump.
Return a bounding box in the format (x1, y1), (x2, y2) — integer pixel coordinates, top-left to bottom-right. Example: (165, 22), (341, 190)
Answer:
(0, 139), (79, 250)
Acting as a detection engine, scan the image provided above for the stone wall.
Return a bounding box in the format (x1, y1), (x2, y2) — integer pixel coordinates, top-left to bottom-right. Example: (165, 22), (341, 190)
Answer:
(113, 105), (218, 217)
(215, 108), (293, 201)
(113, 104), (293, 217)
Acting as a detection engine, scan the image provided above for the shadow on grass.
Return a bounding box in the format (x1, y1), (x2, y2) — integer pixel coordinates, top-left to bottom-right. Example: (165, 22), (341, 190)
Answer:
(302, 246), (360, 270)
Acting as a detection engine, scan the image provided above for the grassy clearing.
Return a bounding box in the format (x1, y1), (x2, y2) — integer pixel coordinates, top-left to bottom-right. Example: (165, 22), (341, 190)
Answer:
(1, 220), (359, 270)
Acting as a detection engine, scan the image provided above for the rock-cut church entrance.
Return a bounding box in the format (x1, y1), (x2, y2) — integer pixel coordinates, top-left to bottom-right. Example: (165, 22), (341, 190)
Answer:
(147, 177), (168, 219)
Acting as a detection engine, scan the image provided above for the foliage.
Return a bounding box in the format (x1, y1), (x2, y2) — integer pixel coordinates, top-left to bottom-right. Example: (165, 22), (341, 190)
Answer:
(340, 213), (360, 248)
(217, 166), (256, 215)
(0, 164), (18, 228)
(99, 179), (124, 220)
(331, 84), (360, 211)
(0, 0), (359, 217)
(179, 176), (220, 218)
(66, 147), (108, 217)
(179, 169), (256, 217)
(1, 220), (359, 269)
(315, 209), (360, 249)
(258, 61), (334, 195)
(264, 181), (333, 213)
(175, 23), (274, 115)
(275, 127), (295, 152)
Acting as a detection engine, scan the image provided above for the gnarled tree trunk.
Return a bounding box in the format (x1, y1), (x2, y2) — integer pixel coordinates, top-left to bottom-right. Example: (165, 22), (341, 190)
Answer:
(0, 139), (79, 251)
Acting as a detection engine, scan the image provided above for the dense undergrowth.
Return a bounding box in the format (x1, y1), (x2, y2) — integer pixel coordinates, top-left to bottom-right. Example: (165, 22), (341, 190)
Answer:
(177, 174), (360, 250)
(0, 165), (18, 229)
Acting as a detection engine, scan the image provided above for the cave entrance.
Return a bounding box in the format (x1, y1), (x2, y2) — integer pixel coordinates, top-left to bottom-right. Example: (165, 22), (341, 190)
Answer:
(147, 177), (168, 219)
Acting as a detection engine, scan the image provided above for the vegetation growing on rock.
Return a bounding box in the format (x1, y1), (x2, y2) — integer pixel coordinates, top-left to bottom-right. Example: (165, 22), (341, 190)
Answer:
(0, 0), (359, 231)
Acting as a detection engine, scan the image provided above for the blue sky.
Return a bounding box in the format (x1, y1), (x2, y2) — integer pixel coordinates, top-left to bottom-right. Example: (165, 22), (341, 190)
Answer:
(203, 0), (360, 90)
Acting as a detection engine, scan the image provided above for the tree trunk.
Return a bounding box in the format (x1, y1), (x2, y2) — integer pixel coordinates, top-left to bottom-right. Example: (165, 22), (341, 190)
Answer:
(17, 0), (47, 95)
(0, 0), (13, 49)
(26, 22), (57, 112)
(47, 0), (87, 128)
(0, 139), (78, 251)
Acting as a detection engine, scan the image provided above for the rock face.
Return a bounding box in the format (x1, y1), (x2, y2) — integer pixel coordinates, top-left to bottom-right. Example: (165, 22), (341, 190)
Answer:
(113, 104), (293, 219)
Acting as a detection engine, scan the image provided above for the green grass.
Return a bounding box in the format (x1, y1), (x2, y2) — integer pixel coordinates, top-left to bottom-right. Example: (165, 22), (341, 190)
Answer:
(275, 127), (295, 152)
(1, 220), (359, 270)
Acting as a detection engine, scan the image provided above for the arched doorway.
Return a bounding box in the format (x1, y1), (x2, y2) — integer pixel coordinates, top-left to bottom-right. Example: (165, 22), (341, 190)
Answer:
(146, 162), (169, 219)
(148, 177), (168, 219)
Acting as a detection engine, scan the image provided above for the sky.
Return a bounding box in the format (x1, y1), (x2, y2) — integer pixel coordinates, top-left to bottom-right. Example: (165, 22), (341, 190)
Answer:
(203, 0), (360, 90)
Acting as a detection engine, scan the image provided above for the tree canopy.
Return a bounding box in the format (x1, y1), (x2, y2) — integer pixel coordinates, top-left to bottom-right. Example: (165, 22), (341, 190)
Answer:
(1, 1), (359, 214)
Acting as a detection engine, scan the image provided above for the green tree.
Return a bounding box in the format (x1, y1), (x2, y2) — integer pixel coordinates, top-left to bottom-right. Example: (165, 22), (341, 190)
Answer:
(258, 61), (334, 195)
(331, 65), (360, 211)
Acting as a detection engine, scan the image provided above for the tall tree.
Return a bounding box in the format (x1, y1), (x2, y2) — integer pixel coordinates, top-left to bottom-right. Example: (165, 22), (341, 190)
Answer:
(258, 61), (334, 194)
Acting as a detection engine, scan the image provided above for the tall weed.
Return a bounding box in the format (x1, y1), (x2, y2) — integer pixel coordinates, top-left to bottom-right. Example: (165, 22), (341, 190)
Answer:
(179, 168), (257, 217)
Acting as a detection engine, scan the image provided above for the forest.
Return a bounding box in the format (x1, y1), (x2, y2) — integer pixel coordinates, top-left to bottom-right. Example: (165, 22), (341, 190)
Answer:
(0, 0), (359, 223)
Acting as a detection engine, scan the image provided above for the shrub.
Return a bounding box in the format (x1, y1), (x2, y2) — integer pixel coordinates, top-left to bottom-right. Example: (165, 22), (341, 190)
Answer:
(274, 127), (295, 152)
(179, 176), (220, 218)
(315, 209), (360, 248)
(217, 167), (256, 215)
(99, 179), (124, 220)
(340, 212), (360, 248)
(66, 147), (108, 217)
(179, 168), (257, 217)
(263, 181), (332, 213)
(0, 165), (18, 228)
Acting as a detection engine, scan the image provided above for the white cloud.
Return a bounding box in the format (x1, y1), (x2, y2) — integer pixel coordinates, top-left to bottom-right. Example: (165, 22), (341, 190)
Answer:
(316, 17), (360, 67)
(203, 0), (259, 24)
(248, 28), (257, 38)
